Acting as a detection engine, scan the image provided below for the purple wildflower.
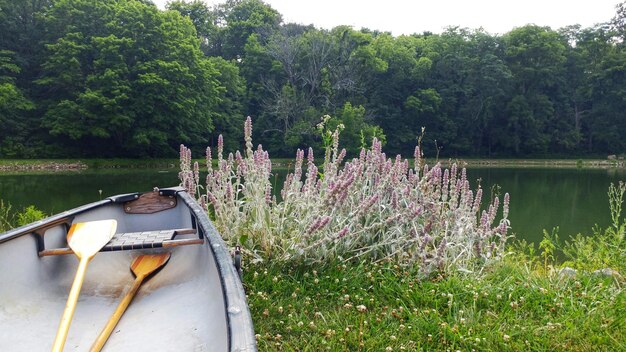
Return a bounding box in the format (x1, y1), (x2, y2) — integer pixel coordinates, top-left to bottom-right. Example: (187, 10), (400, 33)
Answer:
(193, 161), (200, 185)
(206, 147), (212, 172)
(503, 193), (510, 219)
(217, 135), (224, 162)
(472, 188), (483, 214)
(265, 183), (272, 204)
(336, 226), (349, 239)
(244, 116), (253, 153)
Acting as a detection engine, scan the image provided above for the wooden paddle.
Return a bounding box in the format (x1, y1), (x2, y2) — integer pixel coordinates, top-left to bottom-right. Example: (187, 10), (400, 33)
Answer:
(52, 219), (117, 352)
(89, 252), (171, 352)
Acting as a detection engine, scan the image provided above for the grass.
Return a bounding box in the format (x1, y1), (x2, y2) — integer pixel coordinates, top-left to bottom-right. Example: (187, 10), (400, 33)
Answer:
(246, 255), (625, 351)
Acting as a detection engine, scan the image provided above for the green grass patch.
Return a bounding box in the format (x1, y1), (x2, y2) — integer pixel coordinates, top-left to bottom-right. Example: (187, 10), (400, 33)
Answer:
(246, 257), (625, 351)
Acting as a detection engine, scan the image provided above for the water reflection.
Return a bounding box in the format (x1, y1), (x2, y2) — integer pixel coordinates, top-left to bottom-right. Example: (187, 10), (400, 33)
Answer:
(466, 167), (622, 243)
(0, 167), (623, 244)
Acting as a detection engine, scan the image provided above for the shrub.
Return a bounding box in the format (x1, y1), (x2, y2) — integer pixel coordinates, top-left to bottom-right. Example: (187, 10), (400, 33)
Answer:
(180, 117), (510, 277)
(17, 205), (46, 227)
(0, 201), (46, 231)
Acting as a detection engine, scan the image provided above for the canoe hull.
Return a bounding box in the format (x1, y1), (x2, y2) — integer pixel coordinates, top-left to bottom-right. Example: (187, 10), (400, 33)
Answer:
(0, 187), (256, 352)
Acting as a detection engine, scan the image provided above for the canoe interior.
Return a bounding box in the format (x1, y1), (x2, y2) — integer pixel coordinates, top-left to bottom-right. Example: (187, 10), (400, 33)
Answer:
(0, 193), (231, 351)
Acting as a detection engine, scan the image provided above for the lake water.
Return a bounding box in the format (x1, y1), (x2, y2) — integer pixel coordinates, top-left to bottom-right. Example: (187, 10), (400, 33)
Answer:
(0, 166), (624, 244)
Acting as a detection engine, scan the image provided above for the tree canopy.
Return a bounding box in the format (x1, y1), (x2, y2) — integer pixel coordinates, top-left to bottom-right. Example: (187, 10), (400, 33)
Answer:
(1, 0), (625, 158)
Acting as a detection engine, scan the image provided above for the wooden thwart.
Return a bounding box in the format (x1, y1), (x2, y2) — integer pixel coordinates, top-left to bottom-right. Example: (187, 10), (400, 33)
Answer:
(39, 228), (202, 257)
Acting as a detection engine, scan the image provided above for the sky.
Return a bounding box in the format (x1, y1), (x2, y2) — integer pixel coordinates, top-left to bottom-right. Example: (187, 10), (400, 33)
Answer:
(153, 0), (621, 36)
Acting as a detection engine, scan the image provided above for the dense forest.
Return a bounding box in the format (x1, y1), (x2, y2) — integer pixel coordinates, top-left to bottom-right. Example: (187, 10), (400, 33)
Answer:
(1, 0), (625, 158)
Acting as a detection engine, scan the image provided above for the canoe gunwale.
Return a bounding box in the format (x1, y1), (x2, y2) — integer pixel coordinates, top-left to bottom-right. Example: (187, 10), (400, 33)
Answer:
(0, 188), (178, 245)
(177, 189), (258, 352)
(0, 199), (113, 245)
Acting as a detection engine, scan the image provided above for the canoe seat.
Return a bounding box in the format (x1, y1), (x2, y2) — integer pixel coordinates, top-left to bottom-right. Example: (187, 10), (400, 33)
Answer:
(38, 228), (203, 257)
(101, 228), (198, 251)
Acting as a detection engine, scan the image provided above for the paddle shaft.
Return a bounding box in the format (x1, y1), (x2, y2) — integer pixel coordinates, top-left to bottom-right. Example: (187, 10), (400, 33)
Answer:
(52, 257), (90, 352)
(89, 274), (147, 352)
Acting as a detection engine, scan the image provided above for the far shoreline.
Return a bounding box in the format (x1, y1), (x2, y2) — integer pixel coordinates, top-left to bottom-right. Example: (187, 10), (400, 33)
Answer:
(0, 157), (624, 172)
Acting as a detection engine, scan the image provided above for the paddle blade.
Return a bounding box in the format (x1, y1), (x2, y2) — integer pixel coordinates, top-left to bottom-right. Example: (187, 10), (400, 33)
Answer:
(67, 220), (117, 259)
(131, 252), (171, 278)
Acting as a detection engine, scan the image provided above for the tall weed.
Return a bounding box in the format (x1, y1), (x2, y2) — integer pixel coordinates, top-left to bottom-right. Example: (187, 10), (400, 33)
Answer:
(180, 117), (510, 276)
(0, 200), (15, 232)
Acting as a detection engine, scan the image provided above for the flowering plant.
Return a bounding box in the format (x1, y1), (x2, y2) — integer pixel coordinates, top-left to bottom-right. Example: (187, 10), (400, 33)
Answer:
(180, 117), (510, 276)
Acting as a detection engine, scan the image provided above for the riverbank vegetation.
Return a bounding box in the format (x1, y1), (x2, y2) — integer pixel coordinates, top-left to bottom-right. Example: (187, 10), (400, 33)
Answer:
(180, 117), (511, 272)
(177, 120), (624, 350)
(2, 0), (626, 159)
(0, 201), (45, 232)
(245, 186), (625, 351)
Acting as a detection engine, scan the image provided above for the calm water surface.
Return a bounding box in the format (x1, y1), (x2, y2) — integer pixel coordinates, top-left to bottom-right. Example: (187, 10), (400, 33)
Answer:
(0, 167), (624, 244)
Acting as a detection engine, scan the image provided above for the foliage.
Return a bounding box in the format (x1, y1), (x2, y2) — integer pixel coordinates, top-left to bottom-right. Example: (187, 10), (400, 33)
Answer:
(166, 0), (221, 55)
(17, 205), (46, 227)
(2, 0), (626, 158)
(180, 117), (510, 277)
(33, 0), (221, 157)
(220, 0), (282, 60)
(0, 50), (35, 157)
(0, 201), (46, 232)
(205, 56), (246, 153)
(325, 102), (386, 156)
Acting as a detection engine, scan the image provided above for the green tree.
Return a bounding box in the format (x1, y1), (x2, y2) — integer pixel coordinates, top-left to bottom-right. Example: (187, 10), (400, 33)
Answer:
(0, 51), (34, 157)
(365, 33), (433, 155)
(559, 24), (614, 152)
(588, 49), (626, 153)
(327, 102), (385, 156)
(167, 0), (222, 56)
(0, 0), (52, 88)
(610, 1), (626, 45)
(207, 56), (246, 152)
(221, 0), (282, 59)
(500, 25), (570, 155)
(418, 28), (513, 156)
(37, 0), (221, 157)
